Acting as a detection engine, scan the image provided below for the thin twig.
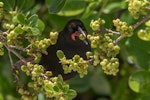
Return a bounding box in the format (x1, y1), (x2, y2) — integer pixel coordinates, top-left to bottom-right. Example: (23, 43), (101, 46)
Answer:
(114, 14), (150, 44)
(4, 44), (27, 64)
(104, 28), (120, 34)
(114, 35), (126, 44)
(99, 27), (120, 35)
(9, 45), (28, 52)
(8, 49), (22, 86)
(133, 14), (150, 29)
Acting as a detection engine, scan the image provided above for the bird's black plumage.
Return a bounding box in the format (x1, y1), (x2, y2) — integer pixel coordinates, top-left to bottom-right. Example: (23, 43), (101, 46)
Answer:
(15, 19), (91, 80)
(39, 19), (91, 80)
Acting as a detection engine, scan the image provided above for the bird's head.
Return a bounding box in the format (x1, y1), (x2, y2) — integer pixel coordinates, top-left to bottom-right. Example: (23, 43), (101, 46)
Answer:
(62, 19), (89, 46)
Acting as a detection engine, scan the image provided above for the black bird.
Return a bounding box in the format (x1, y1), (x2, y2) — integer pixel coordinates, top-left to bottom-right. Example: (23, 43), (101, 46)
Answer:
(16, 19), (91, 80)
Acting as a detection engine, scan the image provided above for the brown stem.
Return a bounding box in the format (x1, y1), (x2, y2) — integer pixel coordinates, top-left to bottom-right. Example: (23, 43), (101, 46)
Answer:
(9, 45), (28, 52)
(4, 44), (27, 64)
(114, 35), (126, 44)
(99, 27), (120, 35)
(114, 14), (150, 44)
(8, 50), (22, 87)
(133, 14), (150, 29)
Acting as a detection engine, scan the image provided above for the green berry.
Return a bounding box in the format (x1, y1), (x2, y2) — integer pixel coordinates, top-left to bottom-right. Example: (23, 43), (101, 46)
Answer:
(90, 20), (100, 31)
(0, 2), (4, 7)
(45, 71), (53, 76)
(18, 88), (24, 95)
(86, 51), (93, 58)
(0, 42), (3, 48)
(50, 32), (58, 39)
(79, 34), (86, 40)
(57, 50), (65, 59)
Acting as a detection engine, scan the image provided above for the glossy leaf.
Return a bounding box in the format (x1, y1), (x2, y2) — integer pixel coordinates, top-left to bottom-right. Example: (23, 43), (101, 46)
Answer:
(46, 0), (66, 13)
(44, 83), (53, 92)
(129, 71), (150, 94)
(36, 19), (45, 32)
(16, 0), (34, 11)
(27, 14), (38, 26)
(82, 1), (101, 19)
(67, 75), (90, 92)
(90, 68), (111, 95)
(57, 0), (86, 16)
(30, 27), (40, 35)
(67, 89), (77, 99)
(125, 34), (150, 69)
(103, 2), (125, 13)
(0, 0), (15, 10)
(17, 13), (26, 24)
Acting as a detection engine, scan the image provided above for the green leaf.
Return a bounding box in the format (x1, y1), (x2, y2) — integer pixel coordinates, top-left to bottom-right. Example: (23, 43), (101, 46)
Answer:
(17, 13), (26, 24)
(67, 89), (77, 99)
(44, 83), (53, 92)
(53, 86), (59, 92)
(56, 50), (65, 59)
(90, 68), (111, 95)
(57, 0), (86, 16)
(12, 15), (19, 23)
(30, 27), (40, 35)
(129, 71), (150, 94)
(14, 25), (23, 34)
(27, 14), (38, 26)
(16, 0), (34, 11)
(67, 75), (90, 92)
(0, 0), (15, 10)
(38, 93), (45, 100)
(103, 2), (124, 13)
(126, 34), (150, 69)
(82, 1), (101, 19)
(36, 19), (45, 32)
(46, 0), (66, 13)
(63, 85), (69, 93)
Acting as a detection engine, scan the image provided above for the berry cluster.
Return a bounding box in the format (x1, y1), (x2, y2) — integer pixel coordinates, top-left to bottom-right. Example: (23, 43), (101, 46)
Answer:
(28, 32), (58, 62)
(57, 50), (89, 78)
(113, 19), (133, 37)
(34, 38), (51, 51)
(5, 24), (23, 44)
(87, 33), (120, 75)
(21, 62), (76, 99)
(87, 18), (121, 75)
(127, 0), (150, 19)
(90, 18), (105, 31)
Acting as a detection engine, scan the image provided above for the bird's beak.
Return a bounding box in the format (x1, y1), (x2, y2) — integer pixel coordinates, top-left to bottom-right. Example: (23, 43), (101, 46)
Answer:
(78, 27), (89, 45)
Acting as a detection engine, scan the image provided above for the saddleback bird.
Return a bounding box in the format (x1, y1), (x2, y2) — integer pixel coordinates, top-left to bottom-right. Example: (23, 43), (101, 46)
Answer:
(16, 19), (91, 80)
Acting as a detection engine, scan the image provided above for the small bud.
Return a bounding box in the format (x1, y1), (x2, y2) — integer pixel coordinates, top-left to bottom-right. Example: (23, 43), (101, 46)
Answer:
(90, 20), (100, 31)
(79, 34), (86, 40)
(45, 71), (53, 76)
(18, 88), (24, 95)
(86, 51), (93, 58)
(50, 32), (58, 39)
(56, 50), (65, 59)
(0, 2), (4, 7)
